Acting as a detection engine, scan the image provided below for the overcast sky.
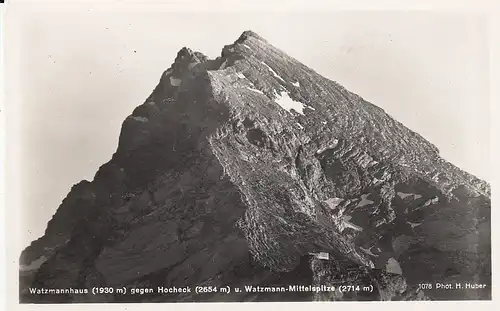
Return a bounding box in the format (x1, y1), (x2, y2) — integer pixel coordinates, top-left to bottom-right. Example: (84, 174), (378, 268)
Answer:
(6, 9), (490, 249)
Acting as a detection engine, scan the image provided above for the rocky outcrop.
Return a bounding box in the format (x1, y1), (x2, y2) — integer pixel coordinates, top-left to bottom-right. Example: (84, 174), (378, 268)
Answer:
(20, 30), (490, 303)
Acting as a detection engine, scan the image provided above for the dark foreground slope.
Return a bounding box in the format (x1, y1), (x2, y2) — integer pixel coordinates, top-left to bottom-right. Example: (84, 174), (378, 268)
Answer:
(20, 31), (490, 303)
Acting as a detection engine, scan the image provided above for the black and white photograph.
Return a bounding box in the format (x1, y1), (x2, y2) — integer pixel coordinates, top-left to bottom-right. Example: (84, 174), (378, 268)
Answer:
(2, 0), (496, 309)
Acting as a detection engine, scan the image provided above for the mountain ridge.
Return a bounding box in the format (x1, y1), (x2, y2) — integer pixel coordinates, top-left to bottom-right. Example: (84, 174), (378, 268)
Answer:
(20, 30), (490, 302)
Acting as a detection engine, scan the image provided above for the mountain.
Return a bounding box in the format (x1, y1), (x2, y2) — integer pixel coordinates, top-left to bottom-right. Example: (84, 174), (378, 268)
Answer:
(19, 30), (491, 303)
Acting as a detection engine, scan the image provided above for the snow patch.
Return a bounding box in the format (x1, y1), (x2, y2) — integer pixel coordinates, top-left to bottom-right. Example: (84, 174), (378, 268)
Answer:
(169, 76), (182, 86)
(292, 81), (300, 87)
(20, 255), (48, 272)
(309, 252), (329, 260)
(242, 44), (251, 49)
(324, 197), (343, 209)
(164, 69), (173, 76)
(236, 72), (246, 79)
(356, 194), (374, 208)
(397, 192), (423, 200)
(261, 61), (286, 83)
(316, 139), (339, 154)
(422, 196), (439, 207)
(407, 221), (421, 228)
(397, 192), (413, 199)
(386, 258), (403, 275)
(296, 123), (304, 130)
(245, 87), (264, 94)
(274, 92), (307, 115)
(304, 105), (316, 111)
(322, 121), (327, 125)
(343, 217), (363, 232)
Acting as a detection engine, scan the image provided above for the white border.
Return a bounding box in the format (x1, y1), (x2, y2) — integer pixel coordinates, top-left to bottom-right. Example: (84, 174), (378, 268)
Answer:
(2, 1), (498, 311)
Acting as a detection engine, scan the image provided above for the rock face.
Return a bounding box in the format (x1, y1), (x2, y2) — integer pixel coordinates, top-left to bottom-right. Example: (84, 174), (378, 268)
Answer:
(19, 30), (490, 303)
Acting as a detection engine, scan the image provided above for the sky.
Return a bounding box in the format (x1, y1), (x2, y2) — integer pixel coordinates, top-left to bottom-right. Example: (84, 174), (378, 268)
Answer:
(5, 9), (490, 250)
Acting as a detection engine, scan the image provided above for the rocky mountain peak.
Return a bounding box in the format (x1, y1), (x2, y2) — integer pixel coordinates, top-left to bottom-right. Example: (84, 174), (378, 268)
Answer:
(174, 46), (208, 64)
(20, 30), (490, 303)
(238, 30), (263, 40)
(235, 29), (267, 43)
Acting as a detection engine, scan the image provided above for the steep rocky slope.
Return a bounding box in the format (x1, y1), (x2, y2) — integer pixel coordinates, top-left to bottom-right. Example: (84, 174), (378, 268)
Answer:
(20, 31), (490, 303)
